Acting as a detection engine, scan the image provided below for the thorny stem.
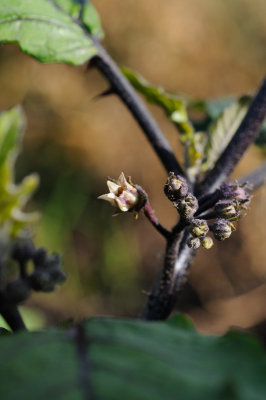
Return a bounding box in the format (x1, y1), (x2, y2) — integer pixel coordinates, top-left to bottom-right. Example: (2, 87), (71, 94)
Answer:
(143, 202), (171, 239)
(197, 77), (266, 195)
(91, 41), (185, 177)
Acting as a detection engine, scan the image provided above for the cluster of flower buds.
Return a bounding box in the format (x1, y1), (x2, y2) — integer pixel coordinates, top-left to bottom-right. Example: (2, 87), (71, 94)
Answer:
(164, 173), (252, 250)
(187, 219), (213, 249)
(207, 181), (252, 241)
(98, 172), (147, 213)
(164, 172), (214, 249)
(1, 240), (66, 304)
(164, 173), (198, 222)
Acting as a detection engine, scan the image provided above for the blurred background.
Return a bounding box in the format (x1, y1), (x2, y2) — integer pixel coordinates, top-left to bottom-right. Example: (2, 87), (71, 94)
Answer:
(0, 0), (265, 334)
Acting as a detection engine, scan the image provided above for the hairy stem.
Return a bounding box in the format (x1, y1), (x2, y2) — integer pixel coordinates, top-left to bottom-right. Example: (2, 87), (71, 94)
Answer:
(197, 77), (266, 195)
(91, 42), (185, 177)
(143, 202), (171, 239)
(0, 302), (26, 332)
(239, 161), (266, 191)
(142, 222), (195, 320)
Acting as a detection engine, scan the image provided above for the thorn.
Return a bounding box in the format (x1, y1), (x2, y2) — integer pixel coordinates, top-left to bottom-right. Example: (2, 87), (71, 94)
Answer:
(93, 88), (114, 101)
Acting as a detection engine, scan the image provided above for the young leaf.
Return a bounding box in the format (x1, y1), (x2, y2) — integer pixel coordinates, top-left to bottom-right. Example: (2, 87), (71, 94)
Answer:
(202, 96), (251, 172)
(1, 315), (265, 400)
(0, 0), (103, 65)
(122, 67), (194, 138)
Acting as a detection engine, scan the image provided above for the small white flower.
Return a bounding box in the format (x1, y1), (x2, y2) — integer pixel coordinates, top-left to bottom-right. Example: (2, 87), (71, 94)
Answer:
(98, 172), (140, 212)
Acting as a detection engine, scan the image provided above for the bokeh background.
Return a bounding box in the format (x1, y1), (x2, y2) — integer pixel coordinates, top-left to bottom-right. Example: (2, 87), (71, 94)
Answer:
(0, 0), (265, 334)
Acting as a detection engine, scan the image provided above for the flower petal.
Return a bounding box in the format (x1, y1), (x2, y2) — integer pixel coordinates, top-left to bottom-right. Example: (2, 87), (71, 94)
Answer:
(107, 180), (120, 193)
(117, 172), (127, 186)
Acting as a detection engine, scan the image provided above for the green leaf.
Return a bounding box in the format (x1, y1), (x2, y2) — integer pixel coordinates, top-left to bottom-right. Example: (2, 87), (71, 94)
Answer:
(202, 96), (251, 172)
(122, 67), (194, 138)
(1, 315), (265, 400)
(54, 0), (104, 38)
(0, 0), (103, 65)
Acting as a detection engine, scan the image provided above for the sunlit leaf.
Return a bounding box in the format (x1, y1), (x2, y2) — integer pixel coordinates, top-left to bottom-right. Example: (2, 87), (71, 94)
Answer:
(0, 0), (103, 65)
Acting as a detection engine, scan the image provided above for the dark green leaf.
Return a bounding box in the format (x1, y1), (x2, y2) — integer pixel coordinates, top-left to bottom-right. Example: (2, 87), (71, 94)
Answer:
(0, 0), (103, 65)
(1, 314), (265, 400)
(202, 96), (251, 172)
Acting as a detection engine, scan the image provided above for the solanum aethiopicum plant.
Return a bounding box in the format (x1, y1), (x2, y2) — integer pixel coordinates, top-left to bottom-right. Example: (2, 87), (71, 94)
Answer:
(96, 73), (266, 320)
(0, 0), (265, 327)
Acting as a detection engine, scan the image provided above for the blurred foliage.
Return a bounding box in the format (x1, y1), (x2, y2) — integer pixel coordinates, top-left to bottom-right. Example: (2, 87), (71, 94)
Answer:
(0, 306), (45, 331)
(0, 106), (39, 239)
(1, 314), (266, 400)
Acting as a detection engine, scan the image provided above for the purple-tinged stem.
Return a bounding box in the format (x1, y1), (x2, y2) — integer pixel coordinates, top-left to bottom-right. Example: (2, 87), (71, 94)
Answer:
(143, 202), (171, 239)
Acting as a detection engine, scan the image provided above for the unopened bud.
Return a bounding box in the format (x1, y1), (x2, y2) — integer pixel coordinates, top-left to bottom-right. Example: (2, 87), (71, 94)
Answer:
(190, 219), (209, 238)
(164, 172), (188, 201)
(176, 194), (198, 221)
(187, 237), (201, 249)
(201, 236), (213, 249)
(98, 172), (146, 212)
(30, 270), (55, 292)
(212, 218), (235, 241)
(214, 200), (239, 219)
(220, 182), (251, 210)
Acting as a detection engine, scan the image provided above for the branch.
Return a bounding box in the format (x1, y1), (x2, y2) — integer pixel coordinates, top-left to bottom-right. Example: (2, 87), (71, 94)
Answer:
(143, 202), (171, 239)
(197, 77), (266, 195)
(239, 161), (266, 191)
(91, 41), (185, 177)
(0, 302), (26, 332)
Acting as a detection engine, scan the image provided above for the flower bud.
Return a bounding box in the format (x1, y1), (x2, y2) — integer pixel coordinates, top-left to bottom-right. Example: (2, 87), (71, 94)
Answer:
(201, 236), (214, 249)
(164, 172), (188, 201)
(214, 200), (239, 219)
(212, 218), (235, 241)
(29, 270), (55, 292)
(176, 194), (198, 221)
(98, 172), (146, 212)
(220, 182), (251, 210)
(187, 237), (201, 249)
(189, 219), (209, 238)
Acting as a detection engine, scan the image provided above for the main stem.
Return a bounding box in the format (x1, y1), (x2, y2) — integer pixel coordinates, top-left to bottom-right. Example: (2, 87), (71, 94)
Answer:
(91, 41), (185, 177)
